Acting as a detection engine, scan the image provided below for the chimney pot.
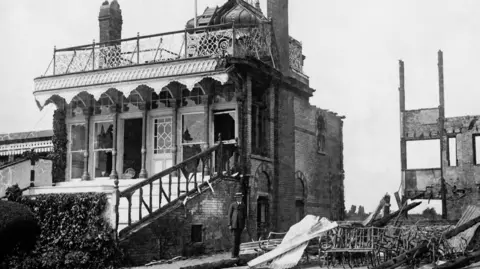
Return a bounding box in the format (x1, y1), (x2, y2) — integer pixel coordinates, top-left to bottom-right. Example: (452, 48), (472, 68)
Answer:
(99, 0), (123, 43)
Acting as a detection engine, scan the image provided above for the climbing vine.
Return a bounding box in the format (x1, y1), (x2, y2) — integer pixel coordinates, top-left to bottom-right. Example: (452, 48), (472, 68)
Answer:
(49, 108), (67, 183)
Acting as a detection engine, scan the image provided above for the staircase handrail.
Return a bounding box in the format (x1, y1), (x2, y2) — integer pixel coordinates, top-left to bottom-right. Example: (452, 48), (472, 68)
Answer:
(119, 142), (221, 197)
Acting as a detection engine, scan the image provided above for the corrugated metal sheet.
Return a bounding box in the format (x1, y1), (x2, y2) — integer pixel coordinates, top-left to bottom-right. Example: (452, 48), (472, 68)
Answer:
(448, 205), (480, 252)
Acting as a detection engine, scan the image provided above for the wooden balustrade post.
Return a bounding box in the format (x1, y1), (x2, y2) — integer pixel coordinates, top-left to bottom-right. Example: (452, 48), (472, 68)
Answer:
(139, 105), (148, 178)
(110, 105), (119, 180)
(218, 133), (223, 174)
(113, 181), (120, 240)
(81, 107), (92, 181)
(30, 154), (36, 188)
(172, 99), (178, 166)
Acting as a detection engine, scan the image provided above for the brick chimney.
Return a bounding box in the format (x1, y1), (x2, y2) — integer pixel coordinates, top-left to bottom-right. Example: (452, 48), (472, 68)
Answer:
(99, 0), (123, 43)
(267, 0), (290, 74)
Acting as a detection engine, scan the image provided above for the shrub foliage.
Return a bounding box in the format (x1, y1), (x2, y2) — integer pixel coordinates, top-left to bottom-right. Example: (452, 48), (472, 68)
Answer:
(0, 200), (40, 262)
(4, 193), (124, 269)
(49, 108), (67, 183)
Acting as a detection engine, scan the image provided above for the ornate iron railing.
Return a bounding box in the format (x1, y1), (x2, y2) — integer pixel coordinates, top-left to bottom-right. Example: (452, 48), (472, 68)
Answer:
(289, 37), (303, 73)
(43, 23), (274, 76)
(114, 139), (239, 237)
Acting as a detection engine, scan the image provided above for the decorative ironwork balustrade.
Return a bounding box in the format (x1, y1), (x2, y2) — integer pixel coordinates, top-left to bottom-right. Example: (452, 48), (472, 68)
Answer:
(114, 139), (239, 238)
(44, 23), (274, 76)
(289, 37), (303, 73)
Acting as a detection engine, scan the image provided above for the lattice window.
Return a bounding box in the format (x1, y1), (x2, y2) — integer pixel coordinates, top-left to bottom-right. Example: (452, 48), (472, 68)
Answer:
(152, 88), (174, 109)
(153, 117), (173, 154)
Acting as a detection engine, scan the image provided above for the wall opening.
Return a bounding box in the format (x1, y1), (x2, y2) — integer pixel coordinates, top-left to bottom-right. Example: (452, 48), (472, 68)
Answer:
(191, 225), (203, 243)
(406, 140), (440, 169)
(474, 135), (480, 165)
(447, 137), (457, 167)
(257, 196), (269, 240)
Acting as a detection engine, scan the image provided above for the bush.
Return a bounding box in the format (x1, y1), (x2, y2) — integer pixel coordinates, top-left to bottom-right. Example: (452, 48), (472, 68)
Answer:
(5, 184), (23, 202)
(0, 200), (40, 262)
(3, 193), (125, 269)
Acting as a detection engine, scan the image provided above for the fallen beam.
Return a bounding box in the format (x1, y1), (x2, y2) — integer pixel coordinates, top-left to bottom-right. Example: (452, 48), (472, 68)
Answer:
(372, 201), (421, 227)
(247, 218), (338, 268)
(436, 249), (480, 269)
(373, 214), (480, 269)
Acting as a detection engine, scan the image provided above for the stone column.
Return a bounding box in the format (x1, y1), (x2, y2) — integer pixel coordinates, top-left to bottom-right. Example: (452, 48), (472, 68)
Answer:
(82, 107), (92, 181)
(139, 104), (148, 179)
(110, 105), (119, 180)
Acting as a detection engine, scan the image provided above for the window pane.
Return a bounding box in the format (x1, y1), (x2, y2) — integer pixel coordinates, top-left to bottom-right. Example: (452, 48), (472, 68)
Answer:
(182, 114), (205, 144)
(94, 122), (114, 149)
(71, 152), (84, 179)
(154, 117), (173, 154)
(95, 150), (112, 177)
(214, 111), (236, 142)
(70, 124), (86, 151)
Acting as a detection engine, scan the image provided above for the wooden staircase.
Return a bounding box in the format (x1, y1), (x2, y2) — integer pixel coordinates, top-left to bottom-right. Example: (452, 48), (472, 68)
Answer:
(113, 141), (239, 240)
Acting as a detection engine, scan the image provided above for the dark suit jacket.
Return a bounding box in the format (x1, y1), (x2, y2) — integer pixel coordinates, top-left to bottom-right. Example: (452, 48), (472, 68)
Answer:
(228, 202), (246, 229)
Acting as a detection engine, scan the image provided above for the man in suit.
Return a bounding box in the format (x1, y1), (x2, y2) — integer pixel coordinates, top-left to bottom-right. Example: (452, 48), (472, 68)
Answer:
(228, 192), (246, 258)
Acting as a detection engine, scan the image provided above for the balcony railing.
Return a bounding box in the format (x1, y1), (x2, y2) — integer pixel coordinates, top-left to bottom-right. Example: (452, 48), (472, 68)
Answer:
(43, 23), (274, 77)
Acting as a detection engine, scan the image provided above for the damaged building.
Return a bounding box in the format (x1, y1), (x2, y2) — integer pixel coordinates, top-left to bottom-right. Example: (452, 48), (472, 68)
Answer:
(400, 51), (480, 220)
(16, 0), (347, 264)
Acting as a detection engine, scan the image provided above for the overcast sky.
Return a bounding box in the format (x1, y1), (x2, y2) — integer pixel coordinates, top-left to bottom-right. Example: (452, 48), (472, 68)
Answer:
(1, 0), (480, 213)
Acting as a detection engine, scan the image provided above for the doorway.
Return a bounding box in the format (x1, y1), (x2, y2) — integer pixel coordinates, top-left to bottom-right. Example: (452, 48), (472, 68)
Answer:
(257, 196), (269, 240)
(123, 118), (143, 179)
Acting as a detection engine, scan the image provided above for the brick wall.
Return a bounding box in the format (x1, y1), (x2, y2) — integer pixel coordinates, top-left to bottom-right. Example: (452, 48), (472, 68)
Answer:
(121, 179), (240, 266)
(274, 87), (296, 231)
(98, 1), (123, 43)
(267, 0), (290, 74)
(293, 96), (345, 221)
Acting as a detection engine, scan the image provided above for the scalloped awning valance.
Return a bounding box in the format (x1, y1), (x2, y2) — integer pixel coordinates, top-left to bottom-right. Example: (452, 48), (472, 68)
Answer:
(33, 58), (230, 109)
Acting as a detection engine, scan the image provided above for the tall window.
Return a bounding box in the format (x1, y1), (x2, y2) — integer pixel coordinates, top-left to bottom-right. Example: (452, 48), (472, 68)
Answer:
(70, 124), (86, 179)
(94, 121), (114, 177)
(182, 113), (205, 168)
(252, 91), (269, 157)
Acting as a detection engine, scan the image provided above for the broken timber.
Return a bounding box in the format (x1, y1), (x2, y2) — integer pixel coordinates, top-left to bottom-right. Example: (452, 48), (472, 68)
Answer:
(371, 201), (421, 227)
(373, 214), (480, 269)
(247, 218), (338, 268)
(436, 249), (480, 269)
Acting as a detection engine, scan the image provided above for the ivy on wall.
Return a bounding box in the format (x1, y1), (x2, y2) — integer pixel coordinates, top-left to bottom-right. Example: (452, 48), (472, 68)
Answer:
(49, 108), (67, 183)
(4, 193), (125, 269)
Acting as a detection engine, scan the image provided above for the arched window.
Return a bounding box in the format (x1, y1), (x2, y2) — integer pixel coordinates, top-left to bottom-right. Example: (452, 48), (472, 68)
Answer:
(94, 94), (114, 115)
(122, 92), (144, 112)
(295, 177), (306, 223)
(70, 96), (86, 118)
(182, 86), (205, 107)
(151, 88), (174, 109)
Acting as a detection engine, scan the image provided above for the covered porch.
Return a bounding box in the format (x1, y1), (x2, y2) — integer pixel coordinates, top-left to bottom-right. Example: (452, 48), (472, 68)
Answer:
(34, 58), (242, 185)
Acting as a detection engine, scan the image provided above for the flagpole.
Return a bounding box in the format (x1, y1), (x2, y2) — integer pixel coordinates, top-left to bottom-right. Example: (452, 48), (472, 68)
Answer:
(194, 0), (198, 27)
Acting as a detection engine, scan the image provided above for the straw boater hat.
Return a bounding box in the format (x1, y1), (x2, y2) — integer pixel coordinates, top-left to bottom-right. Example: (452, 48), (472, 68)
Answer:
(234, 192), (243, 197)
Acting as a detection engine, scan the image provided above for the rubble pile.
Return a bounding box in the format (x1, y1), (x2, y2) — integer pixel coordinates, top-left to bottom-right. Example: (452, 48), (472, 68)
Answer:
(245, 194), (480, 269)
